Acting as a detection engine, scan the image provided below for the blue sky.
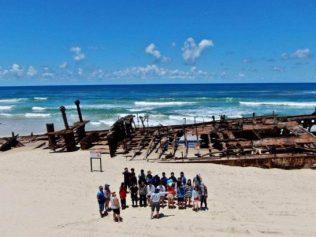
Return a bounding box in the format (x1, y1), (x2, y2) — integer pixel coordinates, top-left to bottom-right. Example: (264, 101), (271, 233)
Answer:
(0, 0), (316, 85)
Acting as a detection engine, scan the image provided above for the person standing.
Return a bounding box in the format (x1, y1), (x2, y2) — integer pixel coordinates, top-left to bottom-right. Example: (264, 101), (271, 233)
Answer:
(119, 183), (127, 209)
(161, 172), (168, 187)
(146, 182), (155, 204)
(122, 168), (131, 189)
(130, 168), (138, 187)
(104, 184), (111, 211)
(138, 169), (146, 185)
(192, 186), (200, 211)
(111, 192), (122, 222)
(199, 182), (208, 210)
(150, 189), (168, 219)
(177, 184), (186, 209)
(179, 172), (187, 186)
(139, 181), (147, 207)
(184, 179), (193, 207)
(146, 170), (153, 184)
(97, 186), (106, 217)
(130, 183), (139, 207)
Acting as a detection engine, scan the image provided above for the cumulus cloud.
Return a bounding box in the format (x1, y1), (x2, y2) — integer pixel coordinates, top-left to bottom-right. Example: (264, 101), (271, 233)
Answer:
(59, 62), (68, 69)
(10, 64), (24, 77)
(0, 67), (9, 77)
(281, 48), (311, 60)
(291, 48), (311, 59)
(70, 46), (85, 61)
(27, 66), (37, 77)
(181, 37), (214, 64)
(145, 43), (169, 62)
(41, 67), (54, 78)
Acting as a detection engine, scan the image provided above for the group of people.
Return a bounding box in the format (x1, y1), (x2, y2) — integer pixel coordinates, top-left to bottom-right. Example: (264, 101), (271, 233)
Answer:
(97, 168), (208, 221)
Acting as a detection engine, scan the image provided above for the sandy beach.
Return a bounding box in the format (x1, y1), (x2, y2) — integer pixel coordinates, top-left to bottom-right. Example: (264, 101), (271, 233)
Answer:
(0, 147), (315, 237)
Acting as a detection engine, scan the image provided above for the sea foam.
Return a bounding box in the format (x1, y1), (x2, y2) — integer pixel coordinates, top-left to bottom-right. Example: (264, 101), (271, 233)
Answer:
(134, 101), (195, 107)
(24, 113), (51, 118)
(32, 106), (47, 111)
(0, 105), (13, 111)
(240, 101), (316, 107)
(0, 98), (26, 103)
(34, 97), (48, 101)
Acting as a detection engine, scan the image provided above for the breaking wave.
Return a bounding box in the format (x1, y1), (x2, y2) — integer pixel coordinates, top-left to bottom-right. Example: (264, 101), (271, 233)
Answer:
(240, 101), (316, 108)
(134, 101), (195, 107)
(34, 97), (48, 101)
(0, 105), (14, 111)
(24, 113), (51, 118)
(32, 106), (46, 111)
(0, 98), (27, 103)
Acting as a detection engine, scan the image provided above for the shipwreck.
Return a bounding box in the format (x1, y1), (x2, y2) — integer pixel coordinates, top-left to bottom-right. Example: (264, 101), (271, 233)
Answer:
(2, 99), (316, 169)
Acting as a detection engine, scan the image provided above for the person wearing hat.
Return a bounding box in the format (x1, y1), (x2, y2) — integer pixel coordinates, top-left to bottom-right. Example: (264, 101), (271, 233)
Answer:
(97, 186), (107, 218)
(150, 188), (168, 219)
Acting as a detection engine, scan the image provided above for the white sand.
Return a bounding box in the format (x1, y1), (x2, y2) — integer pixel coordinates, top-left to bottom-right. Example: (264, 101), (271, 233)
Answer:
(0, 147), (316, 237)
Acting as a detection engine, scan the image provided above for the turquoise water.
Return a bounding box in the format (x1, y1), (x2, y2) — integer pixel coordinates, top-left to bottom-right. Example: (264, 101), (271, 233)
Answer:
(0, 83), (316, 136)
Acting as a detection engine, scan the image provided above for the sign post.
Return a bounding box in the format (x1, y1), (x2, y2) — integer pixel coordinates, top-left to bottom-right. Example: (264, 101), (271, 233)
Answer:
(90, 151), (102, 172)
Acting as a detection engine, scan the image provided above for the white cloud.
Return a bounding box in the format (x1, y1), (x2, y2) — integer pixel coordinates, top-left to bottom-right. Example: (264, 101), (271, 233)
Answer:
(78, 68), (83, 76)
(59, 62), (68, 69)
(70, 46), (85, 61)
(10, 64), (23, 77)
(272, 66), (284, 72)
(27, 66), (37, 77)
(145, 43), (169, 62)
(238, 72), (245, 78)
(182, 37), (214, 64)
(41, 67), (54, 78)
(111, 64), (210, 80)
(281, 48), (311, 60)
(0, 67), (9, 77)
(291, 48), (311, 59)
(145, 43), (161, 59)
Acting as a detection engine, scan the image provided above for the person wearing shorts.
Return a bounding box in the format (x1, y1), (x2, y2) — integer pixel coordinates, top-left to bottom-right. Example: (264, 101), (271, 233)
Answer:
(111, 192), (122, 222)
(150, 189), (168, 219)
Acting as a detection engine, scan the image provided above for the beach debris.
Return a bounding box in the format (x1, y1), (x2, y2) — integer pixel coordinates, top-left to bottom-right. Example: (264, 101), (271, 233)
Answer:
(0, 132), (23, 151)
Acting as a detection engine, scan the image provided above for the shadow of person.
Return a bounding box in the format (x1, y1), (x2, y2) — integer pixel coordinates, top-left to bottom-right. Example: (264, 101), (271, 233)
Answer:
(155, 213), (175, 219)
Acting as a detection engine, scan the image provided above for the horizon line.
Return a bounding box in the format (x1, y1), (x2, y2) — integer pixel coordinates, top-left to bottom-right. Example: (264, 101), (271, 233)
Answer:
(1, 81), (316, 87)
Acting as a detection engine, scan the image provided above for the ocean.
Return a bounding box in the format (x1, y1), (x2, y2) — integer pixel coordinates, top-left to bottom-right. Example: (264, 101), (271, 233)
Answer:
(1, 83), (316, 137)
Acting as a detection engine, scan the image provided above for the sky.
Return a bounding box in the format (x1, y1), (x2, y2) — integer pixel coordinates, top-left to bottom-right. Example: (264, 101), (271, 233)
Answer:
(0, 0), (316, 86)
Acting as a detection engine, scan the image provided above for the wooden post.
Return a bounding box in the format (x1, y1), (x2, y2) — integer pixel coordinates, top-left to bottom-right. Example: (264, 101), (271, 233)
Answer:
(46, 123), (57, 149)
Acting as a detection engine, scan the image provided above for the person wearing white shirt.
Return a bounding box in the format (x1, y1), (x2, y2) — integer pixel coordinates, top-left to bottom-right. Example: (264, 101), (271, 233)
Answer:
(146, 183), (155, 204)
(150, 189), (169, 219)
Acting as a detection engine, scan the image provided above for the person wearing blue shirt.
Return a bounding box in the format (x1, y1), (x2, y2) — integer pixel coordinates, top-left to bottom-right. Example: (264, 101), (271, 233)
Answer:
(97, 186), (106, 217)
(177, 185), (186, 209)
(161, 172), (168, 187)
(179, 172), (187, 186)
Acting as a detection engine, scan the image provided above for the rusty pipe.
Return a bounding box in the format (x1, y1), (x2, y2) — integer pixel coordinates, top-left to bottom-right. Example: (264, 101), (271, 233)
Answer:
(74, 100), (83, 122)
(59, 106), (69, 130)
